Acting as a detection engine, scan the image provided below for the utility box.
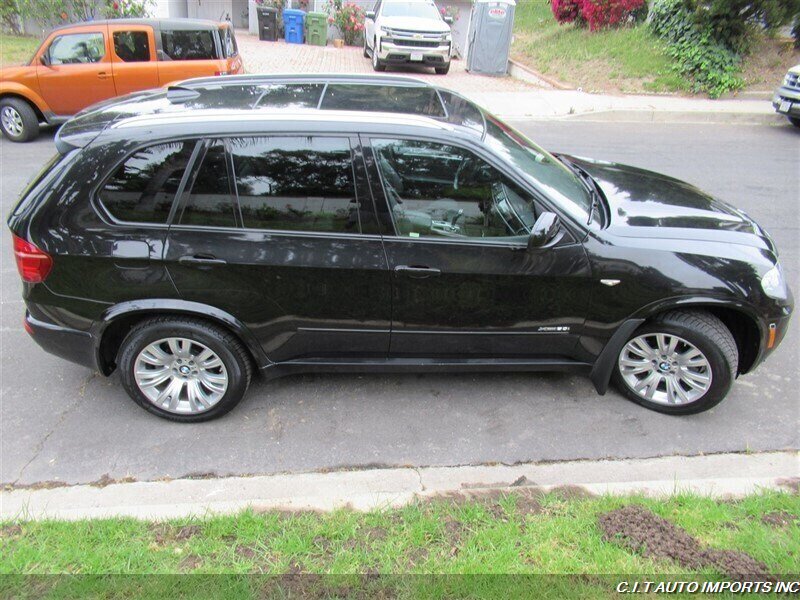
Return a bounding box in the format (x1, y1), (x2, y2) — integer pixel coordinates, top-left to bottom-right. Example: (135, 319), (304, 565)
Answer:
(257, 6), (278, 41)
(283, 8), (306, 44)
(466, 0), (516, 75)
(306, 12), (328, 46)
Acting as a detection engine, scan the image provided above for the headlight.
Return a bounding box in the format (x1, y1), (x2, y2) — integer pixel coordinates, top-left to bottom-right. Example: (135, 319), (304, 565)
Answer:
(761, 263), (789, 300)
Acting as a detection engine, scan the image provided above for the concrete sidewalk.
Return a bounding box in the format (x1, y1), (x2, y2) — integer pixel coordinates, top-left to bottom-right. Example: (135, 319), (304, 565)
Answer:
(3, 451), (797, 521)
(237, 32), (780, 124)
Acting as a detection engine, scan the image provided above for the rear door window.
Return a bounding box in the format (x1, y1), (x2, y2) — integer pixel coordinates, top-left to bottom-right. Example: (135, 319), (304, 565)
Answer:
(98, 141), (195, 224)
(229, 136), (363, 234)
(178, 141), (237, 228)
(160, 29), (218, 60)
(113, 31), (151, 62)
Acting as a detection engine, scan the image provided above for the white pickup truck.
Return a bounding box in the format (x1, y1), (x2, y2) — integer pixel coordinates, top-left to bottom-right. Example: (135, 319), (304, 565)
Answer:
(364, 0), (454, 75)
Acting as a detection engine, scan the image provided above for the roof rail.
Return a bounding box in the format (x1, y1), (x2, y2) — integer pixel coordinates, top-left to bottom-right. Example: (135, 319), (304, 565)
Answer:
(176, 73), (434, 90)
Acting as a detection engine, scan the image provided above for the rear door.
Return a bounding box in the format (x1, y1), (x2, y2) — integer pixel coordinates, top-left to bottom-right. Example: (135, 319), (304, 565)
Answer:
(164, 135), (392, 363)
(36, 26), (116, 115)
(156, 26), (226, 85)
(108, 23), (159, 96)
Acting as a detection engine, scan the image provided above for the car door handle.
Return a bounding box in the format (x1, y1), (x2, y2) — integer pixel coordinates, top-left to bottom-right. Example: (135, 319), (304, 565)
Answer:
(394, 265), (441, 279)
(178, 254), (227, 266)
(97, 71), (114, 79)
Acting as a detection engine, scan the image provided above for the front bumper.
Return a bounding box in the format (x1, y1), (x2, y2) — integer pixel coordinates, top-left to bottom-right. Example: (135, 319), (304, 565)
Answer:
(772, 86), (800, 116)
(377, 38), (451, 65)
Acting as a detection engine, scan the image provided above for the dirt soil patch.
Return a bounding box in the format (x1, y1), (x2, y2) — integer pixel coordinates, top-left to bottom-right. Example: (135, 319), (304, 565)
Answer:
(150, 523), (202, 545)
(599, 505), (773, 580)
(761, 511), (797, 529)
(740, 35), (800, 92)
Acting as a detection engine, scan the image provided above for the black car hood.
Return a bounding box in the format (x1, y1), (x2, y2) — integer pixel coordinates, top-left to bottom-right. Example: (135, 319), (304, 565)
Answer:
(564, 155), (775, 251)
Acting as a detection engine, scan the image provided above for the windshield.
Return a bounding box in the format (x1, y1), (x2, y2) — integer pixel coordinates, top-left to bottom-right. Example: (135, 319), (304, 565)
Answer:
(482, 115), (593, 224)
(381, 1), (442, 20)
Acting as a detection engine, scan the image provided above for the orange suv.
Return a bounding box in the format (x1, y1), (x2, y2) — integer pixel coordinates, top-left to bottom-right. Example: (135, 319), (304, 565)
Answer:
(0, 18), (244, 142)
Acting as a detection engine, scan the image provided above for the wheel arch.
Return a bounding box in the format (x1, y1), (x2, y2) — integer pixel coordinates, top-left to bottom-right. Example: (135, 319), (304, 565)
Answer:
(92, 300), (271, 375)
(632, 297), (763, 375)
(0, 88), (49, 123)
(591, 297), (764, 394)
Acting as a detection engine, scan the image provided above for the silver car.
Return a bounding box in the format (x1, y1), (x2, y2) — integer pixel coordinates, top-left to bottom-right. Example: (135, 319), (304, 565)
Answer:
(364, 0), (453, 75)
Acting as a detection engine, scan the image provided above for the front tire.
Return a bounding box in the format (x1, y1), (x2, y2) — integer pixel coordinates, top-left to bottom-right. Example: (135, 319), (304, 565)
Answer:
(372, 38), (386, 71)
(435, 62), (451, 75)
(363, 35), (370, 58)
(118, 317), (253, 422)
(0, 98), (39, 142)
(612, 310), (738, 415)
(789, 116), (800, 128)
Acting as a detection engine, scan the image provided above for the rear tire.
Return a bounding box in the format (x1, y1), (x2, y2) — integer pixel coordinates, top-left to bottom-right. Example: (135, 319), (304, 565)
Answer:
(435, 62), (451, 75)
(789, 116), (800, 128)
(612, 310), (738, 415)
(118, 317), (252, 422)
(0, 97), (40, 142)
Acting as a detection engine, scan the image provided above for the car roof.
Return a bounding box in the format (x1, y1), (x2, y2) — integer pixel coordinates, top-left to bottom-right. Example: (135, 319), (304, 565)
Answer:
(55, 75), (488, 153)
(49, 17), (227, 34)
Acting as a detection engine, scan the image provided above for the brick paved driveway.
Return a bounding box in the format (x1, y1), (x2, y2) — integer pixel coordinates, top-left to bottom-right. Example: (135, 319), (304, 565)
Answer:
(236, 32), (543, 94)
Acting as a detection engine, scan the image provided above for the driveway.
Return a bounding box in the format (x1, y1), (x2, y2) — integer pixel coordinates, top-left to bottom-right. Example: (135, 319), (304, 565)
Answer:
(236, 33), (548, 94)
(1, 121), (798, 487)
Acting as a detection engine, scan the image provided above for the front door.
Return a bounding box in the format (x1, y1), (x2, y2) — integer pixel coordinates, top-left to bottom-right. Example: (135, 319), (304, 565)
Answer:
(36, 27), (116, 115)
(108, 24), (159, 96)
(365, 136), (593, 360)
(164, 135), (391, 363)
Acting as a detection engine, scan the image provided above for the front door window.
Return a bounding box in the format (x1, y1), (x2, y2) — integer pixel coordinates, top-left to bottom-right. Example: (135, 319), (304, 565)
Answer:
(371, 138), (537, 240)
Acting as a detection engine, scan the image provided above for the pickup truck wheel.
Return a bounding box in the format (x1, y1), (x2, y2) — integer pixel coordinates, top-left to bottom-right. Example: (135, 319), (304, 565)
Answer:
(372, 39), (386, 71)
(0, 98), (39, 142)
(789, 116), (800, 128)
(612, 310), (738, 415)
(435, 62), (451, 75)
(363, 36), (370, 58)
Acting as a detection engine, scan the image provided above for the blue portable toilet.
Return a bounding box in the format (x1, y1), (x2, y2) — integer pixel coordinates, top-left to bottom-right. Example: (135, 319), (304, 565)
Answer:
(283, 9), (306, 44)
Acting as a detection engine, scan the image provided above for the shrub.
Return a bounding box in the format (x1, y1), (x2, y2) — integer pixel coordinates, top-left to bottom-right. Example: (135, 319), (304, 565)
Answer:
(326, 0), (364, 46)
(551, 0), (584, 24)
(580, 0), (647, 30)
(551, 0), (646, 30)
(650, 0), (744, 97)
(690, 0), (800, 52)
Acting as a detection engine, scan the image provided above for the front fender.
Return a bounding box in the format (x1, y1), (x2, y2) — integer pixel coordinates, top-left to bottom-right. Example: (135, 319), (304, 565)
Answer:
(91, 299), (272, 373)
(0, 81), (51, 120)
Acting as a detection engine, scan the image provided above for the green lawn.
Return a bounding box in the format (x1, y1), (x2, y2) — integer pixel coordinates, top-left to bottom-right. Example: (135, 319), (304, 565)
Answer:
(1, 490), (798, 597)
(511, 1), (691, 94)
(0, 34), (41, 68)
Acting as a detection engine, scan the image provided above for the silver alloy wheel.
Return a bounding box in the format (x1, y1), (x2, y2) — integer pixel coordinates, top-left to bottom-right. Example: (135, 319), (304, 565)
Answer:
(1, 106), (24, 137)
(618, 333), (712, 405)
(133, 337), (228, 414)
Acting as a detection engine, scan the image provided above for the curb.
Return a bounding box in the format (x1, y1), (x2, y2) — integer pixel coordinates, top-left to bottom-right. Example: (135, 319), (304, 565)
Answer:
(499, 109), (787, 125)
(507, 59), (570, 90)
(2, 451), (797, 521)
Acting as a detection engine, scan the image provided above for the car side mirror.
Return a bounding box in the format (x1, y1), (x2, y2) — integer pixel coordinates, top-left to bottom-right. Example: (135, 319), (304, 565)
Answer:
(40, 54), (50, 66)
(528, 212), (561, 251)
(443, 16), (454, 24)
(366, 10), (375, 20)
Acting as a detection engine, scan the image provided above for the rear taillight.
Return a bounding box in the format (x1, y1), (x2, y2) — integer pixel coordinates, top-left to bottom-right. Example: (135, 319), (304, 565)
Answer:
(13, 234), (52, 283)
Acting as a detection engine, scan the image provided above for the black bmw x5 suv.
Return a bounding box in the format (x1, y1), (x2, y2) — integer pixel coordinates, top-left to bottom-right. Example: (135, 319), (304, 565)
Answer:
(8, 75), (793, 421)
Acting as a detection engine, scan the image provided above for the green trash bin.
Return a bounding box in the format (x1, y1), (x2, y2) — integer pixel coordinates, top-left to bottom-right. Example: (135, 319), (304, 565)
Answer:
(306, 12), (328, 46)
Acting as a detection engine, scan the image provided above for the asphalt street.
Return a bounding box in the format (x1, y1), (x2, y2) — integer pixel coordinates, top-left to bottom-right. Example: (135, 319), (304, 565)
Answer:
(1, 120), (798, 486)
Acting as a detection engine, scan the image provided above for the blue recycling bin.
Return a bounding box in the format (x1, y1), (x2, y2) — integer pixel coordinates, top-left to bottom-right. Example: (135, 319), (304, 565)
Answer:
(283, 9), (306, 44)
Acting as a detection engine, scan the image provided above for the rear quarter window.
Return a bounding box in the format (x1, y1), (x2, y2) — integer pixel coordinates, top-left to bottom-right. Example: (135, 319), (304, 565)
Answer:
(160, 29), (218, 60)
(98, 142), (195, 224)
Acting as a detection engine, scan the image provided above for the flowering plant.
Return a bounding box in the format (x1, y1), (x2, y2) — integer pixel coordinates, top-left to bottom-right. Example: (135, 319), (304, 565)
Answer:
(327, 0), (365, 46)
(439, 4), (460, 21)
(550, 0), (644, 31)
(103, 0), (152, 18)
